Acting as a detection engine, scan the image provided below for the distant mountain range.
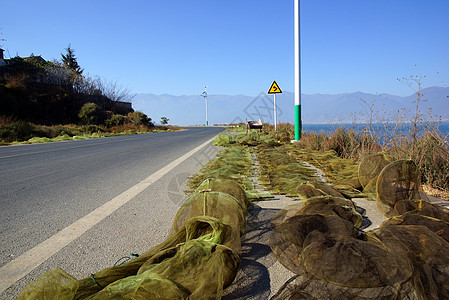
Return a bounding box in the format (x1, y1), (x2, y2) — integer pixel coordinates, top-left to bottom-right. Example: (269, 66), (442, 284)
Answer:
(132, 87), (449, 125)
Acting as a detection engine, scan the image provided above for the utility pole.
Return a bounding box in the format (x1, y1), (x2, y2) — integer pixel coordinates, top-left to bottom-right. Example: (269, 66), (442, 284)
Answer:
(201, 86), (208, 126)
(294, 0), (302, 140)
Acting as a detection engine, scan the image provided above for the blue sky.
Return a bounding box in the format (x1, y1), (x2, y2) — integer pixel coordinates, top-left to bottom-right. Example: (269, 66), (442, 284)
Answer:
(1, 0), (448, 97)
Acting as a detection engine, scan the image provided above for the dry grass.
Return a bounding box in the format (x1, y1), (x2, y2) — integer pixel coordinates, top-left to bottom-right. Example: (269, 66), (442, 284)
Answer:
(4, 73), (28, 90)
(258, 122), (448, 194)
(0, 115), (17, 126)
(423, 184), (449, 201)
(0, 122), (184, 144)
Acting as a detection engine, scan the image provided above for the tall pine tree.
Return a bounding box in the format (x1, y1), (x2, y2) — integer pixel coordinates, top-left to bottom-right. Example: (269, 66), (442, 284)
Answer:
(61, 44), (83, 75)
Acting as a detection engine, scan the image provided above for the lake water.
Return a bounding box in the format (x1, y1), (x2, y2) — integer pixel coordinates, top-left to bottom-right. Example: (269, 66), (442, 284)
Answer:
(302, 122), (449, 144)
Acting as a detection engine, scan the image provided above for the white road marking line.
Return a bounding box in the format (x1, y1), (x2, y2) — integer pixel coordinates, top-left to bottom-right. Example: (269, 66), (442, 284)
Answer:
(0, 135), (217, 294)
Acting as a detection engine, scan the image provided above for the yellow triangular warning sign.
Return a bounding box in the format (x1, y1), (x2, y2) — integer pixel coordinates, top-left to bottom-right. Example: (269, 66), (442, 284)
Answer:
(268, 80), (282, 94)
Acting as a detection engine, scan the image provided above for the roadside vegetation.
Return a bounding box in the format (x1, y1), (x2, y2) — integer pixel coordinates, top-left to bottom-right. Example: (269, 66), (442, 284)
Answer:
(223, 77), (448, 196)
(0, 114), (180, 145)
(224, 123), (448, 197)
(0, 45), (180, 145)
(208, 86), (449, 298)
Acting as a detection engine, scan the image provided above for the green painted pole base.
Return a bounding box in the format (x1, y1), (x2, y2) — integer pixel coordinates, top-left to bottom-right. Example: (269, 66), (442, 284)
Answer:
(294, 104), (302, 140)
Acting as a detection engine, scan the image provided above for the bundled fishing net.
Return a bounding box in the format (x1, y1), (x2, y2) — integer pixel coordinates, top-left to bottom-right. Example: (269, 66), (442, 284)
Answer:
(295, 181), (345, 200)
(172, 191), (246, 253)
(18, 216), (241, 299)
(233, 132), (278, 147)
(196, 178), (249, 213)
(358, 153), (395, 198)
(287, 146), (363, 198)
(187, 146), (253, 192)
(92, 216), (241, 300)
(376, 159), (422, 217)
(213, 133), (237, 147)
(257, 144), (364, 198)
(257, 144), (363, 198)
(257, 145), (319, 195)
(357, 152), (425, 217)
(271, 156), (449, 299)
(18, 148), (253, 299)
(212, 132), (278, 147)
(17, 268), (80, 300)
(187, 145), (271, 201)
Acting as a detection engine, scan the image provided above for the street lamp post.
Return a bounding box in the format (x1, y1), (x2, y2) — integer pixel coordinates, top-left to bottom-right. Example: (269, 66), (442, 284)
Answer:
(201, 86), (208, 126)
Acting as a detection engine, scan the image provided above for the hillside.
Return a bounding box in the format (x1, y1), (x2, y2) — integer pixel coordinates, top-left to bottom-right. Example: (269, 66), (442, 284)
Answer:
(0, 55), (133, 125)
(133, 87), (449, 125)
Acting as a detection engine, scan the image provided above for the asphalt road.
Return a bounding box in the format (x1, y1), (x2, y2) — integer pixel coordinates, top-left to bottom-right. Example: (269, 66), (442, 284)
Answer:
(0, 126), (224, 299)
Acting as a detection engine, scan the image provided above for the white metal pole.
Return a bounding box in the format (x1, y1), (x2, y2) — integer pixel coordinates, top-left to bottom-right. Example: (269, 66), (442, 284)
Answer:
(202, 86), (208, 126)
(294, 0), (302, 140)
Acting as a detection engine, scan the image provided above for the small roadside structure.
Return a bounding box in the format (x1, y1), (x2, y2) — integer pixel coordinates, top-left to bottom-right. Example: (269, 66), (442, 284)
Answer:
(246, 118), (263, 133)
(0, 48), (7, 66)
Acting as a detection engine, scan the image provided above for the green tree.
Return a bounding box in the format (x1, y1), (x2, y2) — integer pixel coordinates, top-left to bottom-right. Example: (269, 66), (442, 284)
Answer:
(106, 114), (126, 127)
(61, 44), (83, 75)
(161, 116), (169, 125)
(127, 111), (151, 126)
(78, 103), (102, 125)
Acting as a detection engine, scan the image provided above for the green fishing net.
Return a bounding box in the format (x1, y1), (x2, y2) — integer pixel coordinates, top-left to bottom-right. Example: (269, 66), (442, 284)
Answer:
(212, 132), (278, 147)
(18, 145), (255, 299)
(187, 145), (271, 201)
(234, 132), (278, 147)
(196, 178), (249, 213)
(296, 181), (345, 200)
(288, 147), (362, 198)
(172, 191), (245, 253)
(271, 200), (449, 298)
(257, 145), (319, 195)
(18, 129), (446, 300)
(213, 133), (236, 147)
(355, 152), (426, 217)
(376, 159), (422, 217)
(257, 144), (363, 198)
(188, 146), (253, 190)
(17, 268), (79, 300)
(270, 155), (449, 299)
(18, 216), (241, 300)
(358, 153), (395, 194)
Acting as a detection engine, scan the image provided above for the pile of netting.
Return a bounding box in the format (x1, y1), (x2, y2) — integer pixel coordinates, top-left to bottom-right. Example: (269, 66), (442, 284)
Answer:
(18, 149), (256, 299)
(357, 153), (421, 212)
(270, 153), (449, 299)
(256, 144), (362, 198)
(212, 132), (278, 147)
(286, 145), (363, 198)
(188, 146), (253, 191)
(188, 145), (271, 201)
(257, 145), (320, 195)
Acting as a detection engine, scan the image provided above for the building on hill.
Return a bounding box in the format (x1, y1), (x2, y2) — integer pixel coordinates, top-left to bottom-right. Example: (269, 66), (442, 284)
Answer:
(0, 51), (134, 110)
(0, 50), (134, 123)
(0, 48), (6, 66)
(23, 55), (46, 65)
(114, 101), (133, 114)
(85, 94), (133, 115)
(0, 50), (47, 66)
